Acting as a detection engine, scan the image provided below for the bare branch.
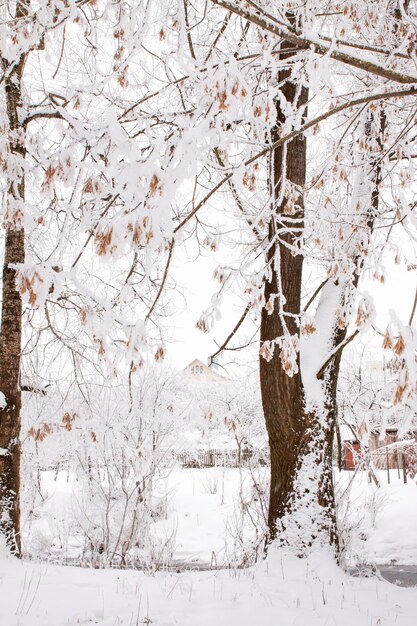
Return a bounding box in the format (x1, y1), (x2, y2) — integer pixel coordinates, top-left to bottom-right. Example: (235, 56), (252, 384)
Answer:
(24, 110), (64, 127)
(145, 240), (175, 322)
(20, 384), (51, 395)
(213, 147), (263, 244)
(208, 304), (251, 366)
(409, 286), (417, 326)
(303, 279), (329, 313)
(317, 330), (360, 380)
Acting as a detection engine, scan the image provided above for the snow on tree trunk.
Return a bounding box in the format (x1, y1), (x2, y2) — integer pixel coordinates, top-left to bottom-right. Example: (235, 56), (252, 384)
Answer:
(0, 0), (27, 554)
(259, 32), (311, 547)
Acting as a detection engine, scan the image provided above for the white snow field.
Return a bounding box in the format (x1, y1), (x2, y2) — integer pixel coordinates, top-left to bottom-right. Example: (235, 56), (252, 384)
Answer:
(21, 466), (417, 567)
(1, 539), (417, 626)
(1, 465), (415, 626)
(336, 470), (417, 567)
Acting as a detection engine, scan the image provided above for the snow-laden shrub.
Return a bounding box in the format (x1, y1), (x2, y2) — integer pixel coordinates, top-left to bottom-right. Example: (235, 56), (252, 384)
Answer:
(21, 364), (187, 569)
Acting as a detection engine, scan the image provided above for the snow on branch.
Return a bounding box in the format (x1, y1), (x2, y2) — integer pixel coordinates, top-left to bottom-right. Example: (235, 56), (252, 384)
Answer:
(210, 0), (417, 84)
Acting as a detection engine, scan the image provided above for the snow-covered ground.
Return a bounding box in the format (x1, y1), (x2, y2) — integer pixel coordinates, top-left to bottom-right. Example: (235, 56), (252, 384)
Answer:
(336, 470), (417, 566)
(22, 466), (417, 567)
(2, 466), (417, 625)
(1, 539), (417, 626)
(22, 466), (267, 566)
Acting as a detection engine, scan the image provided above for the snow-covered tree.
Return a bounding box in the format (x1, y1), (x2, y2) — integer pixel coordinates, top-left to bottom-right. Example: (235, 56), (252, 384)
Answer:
(1, 0), (416, 559)
(184, 0), (417, 551)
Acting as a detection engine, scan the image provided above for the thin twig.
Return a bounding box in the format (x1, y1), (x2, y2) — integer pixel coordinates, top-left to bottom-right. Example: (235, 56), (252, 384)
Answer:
(208, 304), (251, 366)
(145, 240), (175, 321)
(71, 194), (119, 269)
(408, 286), (417, 326)
(213, 147), (263, 243)
(303, 279), (328, 313)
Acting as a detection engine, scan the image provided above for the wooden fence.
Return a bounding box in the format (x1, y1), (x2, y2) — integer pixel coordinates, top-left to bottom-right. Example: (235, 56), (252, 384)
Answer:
(176, 448), (268, 468)
(371, 442), (417, 478)
(342, 440), (417, 483)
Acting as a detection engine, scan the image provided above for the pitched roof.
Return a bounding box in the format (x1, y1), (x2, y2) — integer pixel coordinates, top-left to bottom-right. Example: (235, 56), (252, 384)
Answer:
(183, 358), (229, 383)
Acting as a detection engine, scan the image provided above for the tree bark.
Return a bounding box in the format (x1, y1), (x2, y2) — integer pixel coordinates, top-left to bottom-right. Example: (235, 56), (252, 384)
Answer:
(0, 1), (28, 554)
(319, 108), (383, 549)
(259, 5), (389, 546)
(0, 228), (24, 555)
(260, 37), (308, 541)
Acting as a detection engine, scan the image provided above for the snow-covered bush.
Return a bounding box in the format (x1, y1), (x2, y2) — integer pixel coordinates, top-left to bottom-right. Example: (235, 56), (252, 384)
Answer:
(21, 363), (188, 568)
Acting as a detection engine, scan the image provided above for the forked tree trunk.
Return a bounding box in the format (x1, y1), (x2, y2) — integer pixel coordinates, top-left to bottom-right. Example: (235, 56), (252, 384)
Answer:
(259, 27), (342, 549)
(0, 5), (27, 554)
(260, 89), (383, 551)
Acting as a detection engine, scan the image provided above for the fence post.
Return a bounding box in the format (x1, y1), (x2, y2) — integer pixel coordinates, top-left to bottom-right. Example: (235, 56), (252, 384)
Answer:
(402, 452), (407, 484)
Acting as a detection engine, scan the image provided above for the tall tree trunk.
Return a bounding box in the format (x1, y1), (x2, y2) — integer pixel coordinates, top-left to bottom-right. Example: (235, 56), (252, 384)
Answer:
(259, 17), (387, 548)
(0, 229), (24, 555)
(320, 108), (384, 549)
(0, 1), (28, 554)
(259, 36), (308, 541)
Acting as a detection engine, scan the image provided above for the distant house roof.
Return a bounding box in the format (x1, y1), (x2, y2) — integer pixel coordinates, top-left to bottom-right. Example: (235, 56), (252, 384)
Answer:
(183, 358), (229, 383)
